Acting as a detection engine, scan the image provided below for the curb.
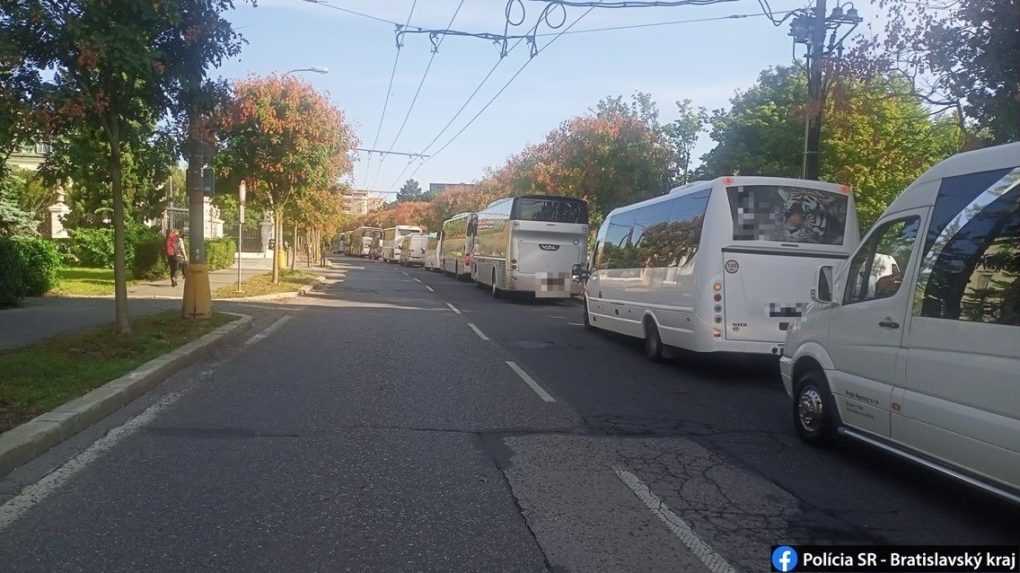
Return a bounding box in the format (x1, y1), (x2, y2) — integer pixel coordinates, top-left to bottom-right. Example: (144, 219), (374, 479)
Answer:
(0, 312), (254, 477)
(211, 275), (327, 302)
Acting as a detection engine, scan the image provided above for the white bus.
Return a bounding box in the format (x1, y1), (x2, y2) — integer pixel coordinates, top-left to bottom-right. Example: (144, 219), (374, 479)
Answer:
(353, 227), (382, 257)
(471, 195), (589, 298)
(382, 225), (423, 262)
(424, 232), (440, 271)
(578, 176), (860, 359)
(439, 212), (476, 277)
(399, 233), (429, 266)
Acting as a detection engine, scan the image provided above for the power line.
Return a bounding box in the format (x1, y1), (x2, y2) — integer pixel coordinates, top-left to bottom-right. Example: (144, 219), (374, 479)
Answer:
(362, 0), (418, 189)
(407, 6), (596, 183)
(532, 9), (796, 35)
(374, 0), (467, 189)
(300, 0), (406, 27)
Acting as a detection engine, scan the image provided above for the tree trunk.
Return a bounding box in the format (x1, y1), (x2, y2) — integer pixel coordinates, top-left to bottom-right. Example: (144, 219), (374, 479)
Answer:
(291, 225), (297, 271)
(306, 229), (312, 269)
(272, 213), (281, 284)
(108, 119), (131, 335)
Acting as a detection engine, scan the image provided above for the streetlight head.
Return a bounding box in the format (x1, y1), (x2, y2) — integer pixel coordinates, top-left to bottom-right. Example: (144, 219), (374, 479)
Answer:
(310, 66), (329, 74)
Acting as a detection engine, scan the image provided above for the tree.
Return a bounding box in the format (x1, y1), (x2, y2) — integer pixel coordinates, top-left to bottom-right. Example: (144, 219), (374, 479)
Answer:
(864, 0), (1019, 145)
(217, 76), (356, 283)
(663, 99), (708, 186)
(397, 179), (422, 202)
(699, 65), (960, 229)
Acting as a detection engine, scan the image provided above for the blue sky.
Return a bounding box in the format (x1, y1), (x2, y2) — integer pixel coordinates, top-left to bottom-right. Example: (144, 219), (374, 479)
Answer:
(218, 0), (859, 198)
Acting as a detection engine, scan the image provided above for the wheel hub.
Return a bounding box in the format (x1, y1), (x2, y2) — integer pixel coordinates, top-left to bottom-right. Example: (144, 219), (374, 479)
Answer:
(798, 387), (824, 432)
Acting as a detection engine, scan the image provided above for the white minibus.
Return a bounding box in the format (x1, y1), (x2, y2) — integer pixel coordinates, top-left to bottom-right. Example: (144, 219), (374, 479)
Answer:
(440, 212), (476, 277)
(472, 195), (589, 298)
(382, 225), (423, 262)
(578, 176), (860, 359)
(399, 233), (428, 266)
(353, 227), (382, 258)
(424, 232), (440, 271)
(781, 142), (1020, 503)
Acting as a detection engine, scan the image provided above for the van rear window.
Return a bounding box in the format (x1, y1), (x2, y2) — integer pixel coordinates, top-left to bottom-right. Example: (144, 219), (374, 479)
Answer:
(727, 185), (848, 245)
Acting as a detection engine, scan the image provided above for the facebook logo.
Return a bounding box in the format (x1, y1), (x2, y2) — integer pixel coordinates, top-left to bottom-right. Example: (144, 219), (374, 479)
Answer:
(772, 546), (799, 572)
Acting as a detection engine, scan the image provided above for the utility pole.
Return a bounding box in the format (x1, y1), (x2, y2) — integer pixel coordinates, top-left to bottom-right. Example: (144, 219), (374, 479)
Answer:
(182, 62), (212, 319)
(804, 0), (827, 180)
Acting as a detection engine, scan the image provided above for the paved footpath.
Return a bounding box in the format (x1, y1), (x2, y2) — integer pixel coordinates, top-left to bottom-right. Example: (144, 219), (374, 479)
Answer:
(0, 257), (297, 351)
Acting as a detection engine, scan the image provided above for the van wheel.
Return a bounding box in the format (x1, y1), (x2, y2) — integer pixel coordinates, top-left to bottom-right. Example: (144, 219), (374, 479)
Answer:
(583, 297), (592, 329)
(490, 270), (500, 298)
(794, 370), (838, 446)
(643, 319), (664, 362)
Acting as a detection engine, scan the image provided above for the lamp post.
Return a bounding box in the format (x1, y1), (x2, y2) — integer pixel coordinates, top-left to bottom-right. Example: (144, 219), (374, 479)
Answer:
(283, 66), (329, 78)
(236, 180), (246, 293)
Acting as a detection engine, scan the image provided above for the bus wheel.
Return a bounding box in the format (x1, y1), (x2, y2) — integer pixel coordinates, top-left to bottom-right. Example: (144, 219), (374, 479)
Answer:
(490, 269), (499, 298)
(794, 370), (838, 446)
(643, 318), (664, 362)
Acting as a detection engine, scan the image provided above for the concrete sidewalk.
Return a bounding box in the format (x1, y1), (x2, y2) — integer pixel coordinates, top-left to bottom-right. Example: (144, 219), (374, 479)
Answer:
(0, 257), (292, 352)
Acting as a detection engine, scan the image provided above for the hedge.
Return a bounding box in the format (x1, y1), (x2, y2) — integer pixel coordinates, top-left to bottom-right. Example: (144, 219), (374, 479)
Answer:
(0, 236), (62, 306)
(69, 227), (118, 268)
(131, 229), (170, 280)
(206, 238), (236, 271)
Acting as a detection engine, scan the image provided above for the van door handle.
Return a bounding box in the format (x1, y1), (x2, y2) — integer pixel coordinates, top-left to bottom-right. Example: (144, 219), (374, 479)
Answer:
(878, 318), (900, 329)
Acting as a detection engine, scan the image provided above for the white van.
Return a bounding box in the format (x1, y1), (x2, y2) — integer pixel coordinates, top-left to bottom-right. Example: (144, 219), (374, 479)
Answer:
(424, 232), (440, 271)
(578, 176), (859, 358)
(400, 233), (428, 266)
(781, 142), (1020, 503)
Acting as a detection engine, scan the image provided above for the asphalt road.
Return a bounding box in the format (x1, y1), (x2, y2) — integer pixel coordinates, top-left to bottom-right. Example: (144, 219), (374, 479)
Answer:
(0, 256), (1016, 572)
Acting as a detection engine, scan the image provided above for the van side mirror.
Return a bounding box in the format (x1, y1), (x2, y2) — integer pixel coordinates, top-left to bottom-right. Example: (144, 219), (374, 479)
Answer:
(812, 265), (835, 304)
(571, 263), (591, 282)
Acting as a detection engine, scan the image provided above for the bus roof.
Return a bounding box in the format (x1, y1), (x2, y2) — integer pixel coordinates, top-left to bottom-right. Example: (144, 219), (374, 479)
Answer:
(442, 212), (474, 224)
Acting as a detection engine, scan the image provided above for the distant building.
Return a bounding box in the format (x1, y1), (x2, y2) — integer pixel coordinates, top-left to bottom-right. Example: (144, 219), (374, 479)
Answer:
(7, 143), (51, 172)
(428, 182), (479, 197)
(343, 190), (386, 216)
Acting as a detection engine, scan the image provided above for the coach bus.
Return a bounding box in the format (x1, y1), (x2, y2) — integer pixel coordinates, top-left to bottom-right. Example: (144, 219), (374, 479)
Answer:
(352, 227), (382, 258)
(576, 176), (860, 359)
(382, 225), (423, 262)
(440, 212), (476, 277)
(471, 195), (589, 298)
(424, 232), (440, 270)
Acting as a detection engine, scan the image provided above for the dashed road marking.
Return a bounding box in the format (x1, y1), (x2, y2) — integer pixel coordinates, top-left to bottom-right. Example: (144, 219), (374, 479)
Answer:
(613, 466), (738, 573)
(425, 286), (435, 293)
(505, 361), (555, 403)
(244, 315), (293, 346)
(446, 302), (461, 315)
(568, 322), (585, 326)
(413, 278), (422, 284)
(467, 322), (490, 341)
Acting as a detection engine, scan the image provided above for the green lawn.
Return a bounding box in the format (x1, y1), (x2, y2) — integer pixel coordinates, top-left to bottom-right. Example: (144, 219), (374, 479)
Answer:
(213, 270), (319, 298)
(49, 266), (135, 296)
(0, 311), (235, 433)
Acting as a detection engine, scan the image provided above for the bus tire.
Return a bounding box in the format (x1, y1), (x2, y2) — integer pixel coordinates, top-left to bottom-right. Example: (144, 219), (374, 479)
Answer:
(643, 318), (664, 362)
(490, 269), (499, 298)
(793, 369), (838, 446)
(583, 297), (592, 329)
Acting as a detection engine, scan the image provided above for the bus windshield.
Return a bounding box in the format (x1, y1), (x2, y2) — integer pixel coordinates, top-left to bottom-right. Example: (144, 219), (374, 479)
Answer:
(727, 185), (848, 245)
(512, 197), (588, 224)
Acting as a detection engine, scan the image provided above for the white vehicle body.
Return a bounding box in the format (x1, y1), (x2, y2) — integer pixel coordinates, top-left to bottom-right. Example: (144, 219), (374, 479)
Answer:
(353, 227), (382, 257)
(424, 233), (440, 270)
(781, 142), (1020, 503)
(440, 212), (476, 277)
(583, 176), (860, 355)
(383, 225), (423, 262)
(471, 195), (589, 298)
(399, 234), (428, 266)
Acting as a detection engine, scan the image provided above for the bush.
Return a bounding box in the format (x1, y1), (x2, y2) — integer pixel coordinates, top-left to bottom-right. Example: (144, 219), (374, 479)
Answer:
(69, 227), (116, 268)
(206, 238), (237, 271)
(131, 229), (170, 280)
(0, 236), (62, 306)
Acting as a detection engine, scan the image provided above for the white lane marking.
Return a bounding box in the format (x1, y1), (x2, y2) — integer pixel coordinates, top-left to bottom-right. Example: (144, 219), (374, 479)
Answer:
(467, 322), (490, 341)
(505, 361), (555, 403)
(613, 466), (738, 573)
(568, 322), (585, 326)
(401, 271), (408, 277)
(243, 315), (293, 346)
(0, 391), (185, 531)
(413, 278), (422, 284)
(425, 286), (435, 293)
(446, 302), (461, 315)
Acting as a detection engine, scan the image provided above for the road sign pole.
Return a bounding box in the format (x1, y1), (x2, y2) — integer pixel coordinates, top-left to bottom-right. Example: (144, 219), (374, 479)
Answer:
(237, 181), (246, 293)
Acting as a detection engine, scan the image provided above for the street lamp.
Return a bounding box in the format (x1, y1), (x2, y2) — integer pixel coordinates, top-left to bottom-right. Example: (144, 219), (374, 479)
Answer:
(283, 66), (329, 77)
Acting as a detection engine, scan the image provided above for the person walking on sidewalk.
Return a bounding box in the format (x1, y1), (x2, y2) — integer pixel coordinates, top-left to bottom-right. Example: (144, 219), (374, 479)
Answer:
(165, 229), (188, 287)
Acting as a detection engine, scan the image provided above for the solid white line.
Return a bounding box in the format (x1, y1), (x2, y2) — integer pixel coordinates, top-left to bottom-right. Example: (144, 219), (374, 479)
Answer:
(243, 315), (293, 346)
(425, 286), (435, 293)
(505, 361), (555, 403)
(467, 322), (490, 341)
(613, 466), (738, 573)
(446, 302), (461, 315)
(0, 391), (185, 531)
